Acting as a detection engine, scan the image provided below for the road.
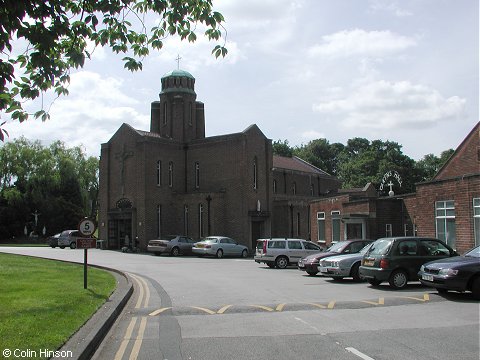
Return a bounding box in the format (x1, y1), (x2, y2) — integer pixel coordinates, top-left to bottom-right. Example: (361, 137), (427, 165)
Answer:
(1, 247), (479, 360)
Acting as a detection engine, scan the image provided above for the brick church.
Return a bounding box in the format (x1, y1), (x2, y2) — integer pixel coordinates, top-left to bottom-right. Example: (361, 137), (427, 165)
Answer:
(98, 69), (340, 251)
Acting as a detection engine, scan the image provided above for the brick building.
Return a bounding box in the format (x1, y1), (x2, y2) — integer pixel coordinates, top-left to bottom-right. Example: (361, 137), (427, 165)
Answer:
(98, 70), (340, 250)
(309, 122), (480, 253)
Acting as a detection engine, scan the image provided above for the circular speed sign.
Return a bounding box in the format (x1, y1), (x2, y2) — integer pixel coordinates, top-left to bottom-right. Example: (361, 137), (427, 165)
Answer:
(78, 218), (96, 237)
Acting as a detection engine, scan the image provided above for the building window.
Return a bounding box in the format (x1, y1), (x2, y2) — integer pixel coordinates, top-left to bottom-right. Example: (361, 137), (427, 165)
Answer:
(331, 211), (341, 243)
(189, 103), (193, 126)
(156, 160), (162, 186)
(163, 102), (167, 125)
(195, 162), (200, 189)
(156, 205), (162, 238)
(184, 205), (189, 236)
(436, 200), (456, 249)
(386, 223), (393, 237)
(404, 224), (409, 236)
(310, 184), (314, 196)
(317, 212), (325, 242)
(273, 180), (277, 194)
(292, 182), (296, 195)
(253, 157), (258, 190)
(168, 161), (173, 187)
(474, 198), (480, 246)
(199, 203), (204, 238)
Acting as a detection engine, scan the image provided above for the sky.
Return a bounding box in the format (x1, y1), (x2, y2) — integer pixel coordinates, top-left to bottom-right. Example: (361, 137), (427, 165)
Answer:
(2, 0), (479, 161)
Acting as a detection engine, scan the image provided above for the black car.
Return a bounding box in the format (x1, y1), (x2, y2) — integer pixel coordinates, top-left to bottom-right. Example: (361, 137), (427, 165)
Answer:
(359, 236), (457, 289)
(418, 245), (480, 299)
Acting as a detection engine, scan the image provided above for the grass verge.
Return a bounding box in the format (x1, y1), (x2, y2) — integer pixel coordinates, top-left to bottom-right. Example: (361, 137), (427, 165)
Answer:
(0, 253), (116, 357)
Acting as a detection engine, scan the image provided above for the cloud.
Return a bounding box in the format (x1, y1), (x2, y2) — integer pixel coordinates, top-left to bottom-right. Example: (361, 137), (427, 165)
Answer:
(301, 130), (326, 141)
(308, 29), (417, 58)
(313, 80), (466, 129)
(368, 0), (413, 17)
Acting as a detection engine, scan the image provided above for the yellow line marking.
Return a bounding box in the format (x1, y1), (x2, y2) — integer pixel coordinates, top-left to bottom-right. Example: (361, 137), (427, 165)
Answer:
(129, 316), (147, 360)
(250, 305), (274, 312)
(306, 303), (326, 309)
(149, 307), (172, 316)
(327, 301), (336, 309)
(276, 303), (286, 312)
(136, 275), (150, 308)
(129, 274), (144, 309)
(190, 306), (216, 315)
(114, 317), (137, 360)
(217, 305), (233, 314)
(401, 293), (430, 302)
(362, 297), (385, 306)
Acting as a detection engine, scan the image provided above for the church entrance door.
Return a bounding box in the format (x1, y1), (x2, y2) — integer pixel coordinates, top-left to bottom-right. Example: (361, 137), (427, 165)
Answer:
(108, 218), (132, 249)
(251, 221), (263, 251)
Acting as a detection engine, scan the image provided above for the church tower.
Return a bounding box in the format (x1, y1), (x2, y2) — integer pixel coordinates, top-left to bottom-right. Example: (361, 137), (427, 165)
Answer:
(150, 69), (205, 142)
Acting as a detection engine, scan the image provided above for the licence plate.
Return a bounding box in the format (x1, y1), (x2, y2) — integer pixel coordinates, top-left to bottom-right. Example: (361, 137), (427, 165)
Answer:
(320, 268), (328, 273)
(422, 274), (434, 282)
(363, 260), (374, 266)
(196, 244), (204, 248)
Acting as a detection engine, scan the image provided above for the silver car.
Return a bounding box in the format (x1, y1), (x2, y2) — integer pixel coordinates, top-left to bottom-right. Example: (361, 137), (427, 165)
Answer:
(318, 243), (373, 281)
(147, 235), (196, 256)
(192, 236), (249, 258)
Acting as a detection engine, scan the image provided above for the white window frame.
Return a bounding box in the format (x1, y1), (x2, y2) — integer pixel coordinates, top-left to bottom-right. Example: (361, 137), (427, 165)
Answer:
(317, 212), (325, 243)
(331, 210), (341, 243)
(386, 223), (393, 237)
(435, 200), (456, 249)
(474, 198), (480, 247)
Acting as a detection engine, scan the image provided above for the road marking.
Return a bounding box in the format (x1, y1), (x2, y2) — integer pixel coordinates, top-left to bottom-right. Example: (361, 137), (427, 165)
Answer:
(190, 306), (216, 315)
(129, 273), (150, 309)
(346, 347), (375, 360)
(276, 303), (286, 312)
(149, 307), (172, 316)
(250, 305), (274, 312)
(362, 297), (384, 306)
(306, 302), (327, 309)
(400, 293), (430, 302)
(129, 316), (147, 360)
(327, 301), (336, 309)
(217, 305), (233, 314)
(114, 317), (137, 360)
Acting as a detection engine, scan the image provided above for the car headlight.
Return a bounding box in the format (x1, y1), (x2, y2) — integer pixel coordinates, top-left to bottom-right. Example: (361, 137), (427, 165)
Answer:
(331, 261), (339, 267)
(420, 265), (425, 272)
(438, 268), (459, 276)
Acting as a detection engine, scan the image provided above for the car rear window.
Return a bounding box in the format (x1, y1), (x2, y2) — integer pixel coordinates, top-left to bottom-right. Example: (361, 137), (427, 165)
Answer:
(368, 239), (392, 255)
(268, 241), (286, 249)
(203, 238), (218, 243)
(287, 241), (302, 249)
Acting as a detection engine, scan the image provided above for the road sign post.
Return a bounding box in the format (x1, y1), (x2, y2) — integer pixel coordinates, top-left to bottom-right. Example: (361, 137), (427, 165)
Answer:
(78, 218), (97, 289)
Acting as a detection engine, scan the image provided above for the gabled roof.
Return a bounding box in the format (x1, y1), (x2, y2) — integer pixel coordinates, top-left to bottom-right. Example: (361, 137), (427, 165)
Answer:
(273, 155), (332, 176)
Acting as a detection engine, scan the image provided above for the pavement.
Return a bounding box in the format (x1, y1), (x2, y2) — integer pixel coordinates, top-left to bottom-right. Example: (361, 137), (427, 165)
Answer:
(51, 267), (133, 360)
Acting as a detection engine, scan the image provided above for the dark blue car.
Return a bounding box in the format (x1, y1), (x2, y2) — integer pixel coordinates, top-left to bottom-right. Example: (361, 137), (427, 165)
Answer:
(418, 245), (480, 300)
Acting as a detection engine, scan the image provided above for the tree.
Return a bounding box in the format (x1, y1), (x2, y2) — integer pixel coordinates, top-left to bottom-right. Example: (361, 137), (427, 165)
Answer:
(414, 149), (454, 181)
(293, 139), (344, 176)
(272, 139), (293, 157)
(0, 0), (227, 134)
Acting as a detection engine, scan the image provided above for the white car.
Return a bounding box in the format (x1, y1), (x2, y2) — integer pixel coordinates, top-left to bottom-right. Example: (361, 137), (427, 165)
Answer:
(192, 236), (249, 258)
(57, 230), (81, 249)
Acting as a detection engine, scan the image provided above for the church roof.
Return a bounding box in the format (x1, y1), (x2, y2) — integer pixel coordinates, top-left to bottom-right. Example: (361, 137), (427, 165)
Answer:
(162, 69), (194, 79)
(273, 155), (332, 176)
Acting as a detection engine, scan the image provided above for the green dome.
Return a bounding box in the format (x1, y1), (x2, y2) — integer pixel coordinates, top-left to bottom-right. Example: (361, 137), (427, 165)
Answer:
(162, 69), (195, 79)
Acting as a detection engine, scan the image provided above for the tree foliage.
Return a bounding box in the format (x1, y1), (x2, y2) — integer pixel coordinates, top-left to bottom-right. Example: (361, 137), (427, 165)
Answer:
(0, 137), (99, 239)
(272, 137), (453, 194)
(0, 0), (227, 129)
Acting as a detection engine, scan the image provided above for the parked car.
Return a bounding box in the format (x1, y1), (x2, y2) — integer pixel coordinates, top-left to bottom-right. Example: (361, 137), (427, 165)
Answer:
(57, 230), (82, 249)
(192, 236), (248, 258)
(147, 235), (196, 256)
(318, 243), (374, 281)
(418, 245), (480, 299)
(255, 238), (324, 269)
(359, 236), (457, 289)
(298, 239), (373, 276)
(47, 233), (61, 248)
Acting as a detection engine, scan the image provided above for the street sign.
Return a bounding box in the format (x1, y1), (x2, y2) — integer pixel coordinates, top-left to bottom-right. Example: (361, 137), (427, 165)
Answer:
(76, 238), (97, 249)
(78, 218), (96, 237)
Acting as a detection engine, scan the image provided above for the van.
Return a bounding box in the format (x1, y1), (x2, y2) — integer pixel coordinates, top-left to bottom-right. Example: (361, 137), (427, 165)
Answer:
(254, 238), (323, 269)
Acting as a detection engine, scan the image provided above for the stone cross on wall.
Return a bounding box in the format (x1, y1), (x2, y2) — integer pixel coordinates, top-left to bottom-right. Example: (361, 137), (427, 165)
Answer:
(115, 144), (134, 195)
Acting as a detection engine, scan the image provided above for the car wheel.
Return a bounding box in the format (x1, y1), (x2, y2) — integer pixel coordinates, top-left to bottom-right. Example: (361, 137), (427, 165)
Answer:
(368, 279), (382, 286)
(389, 269), (408, 289)
(350, 263), (361, 282)
(275, 256), (288, 269)
(60, 246), (65, 249)
(216, 249), (224, 259)
(241, 249), (248, 258)
(50, 245), (56, 248)
(70, 242), (76, 249)
(436, 288), (448, 295)
(471, 277), (480, 300)
(306, 270), (318, 276)
(267, 263), (276, 268)
(171, 247), (180, 257)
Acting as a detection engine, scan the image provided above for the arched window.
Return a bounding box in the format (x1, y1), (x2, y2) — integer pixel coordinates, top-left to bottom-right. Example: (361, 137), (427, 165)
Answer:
(273, 179), (277, 194)
(199, 203), (204, 238)
(189, 103), (193, 126)
(163, 102), (168, 125)
(168, 161), (174, 187)
(292, 182), (297, 195)
(156, 160), (162, 186)
(184, 205), (189, 236)
(195, 162), (200, 189)
(253, 157), (258, 190)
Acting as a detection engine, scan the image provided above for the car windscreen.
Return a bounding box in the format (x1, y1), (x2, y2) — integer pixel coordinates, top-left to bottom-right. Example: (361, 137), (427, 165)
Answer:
(465, 246), (480, 257)
(326, 241), (348, 253)
(367, 239), (392, 256)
